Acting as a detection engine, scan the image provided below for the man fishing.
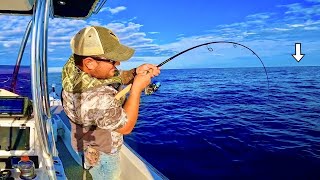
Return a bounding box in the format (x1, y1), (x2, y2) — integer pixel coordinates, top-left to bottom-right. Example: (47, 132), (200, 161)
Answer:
(61, 26), (160, 179)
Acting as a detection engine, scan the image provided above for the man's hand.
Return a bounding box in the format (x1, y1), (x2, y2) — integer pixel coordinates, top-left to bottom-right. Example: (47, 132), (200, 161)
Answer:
(130, 64), (161, 92)
(136, 64), (160, 78)
(117, 64), (161, 135)
(131, 74), (151, 92)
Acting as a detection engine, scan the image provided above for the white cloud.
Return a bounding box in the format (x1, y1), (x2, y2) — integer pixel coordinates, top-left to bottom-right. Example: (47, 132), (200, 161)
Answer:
(286, 19), (320, 29)
(243, 32), (256, 36)
(218, 22), (249, 29)
(270, 28), (291, 31)
(111, 22), (143, 33)
(122, 32), (149, 41)
(139, 1), (320, 66)
(306, 0), (320, 2)
(118, 56), (169, 70)
(48, 67), (63, 73)
(49, 36), (73, 41)
(148, 32), (160, 34)
(109, 6), (127, 14)
(246, 20), (266, 25)
(50, 57), (65, 61)
(304, 26), (320, 30)
(205, 1), (320, 46)
(100, 7), (108, 12)
(246, 13), (273, 20)
(153, 35), (224, 56)
(49, 41), (69, 46)
(1, 40), (21, 47)
(105, 22), (126, 30)
(1, 1), (319, 68)
(46, 17), (161, 65)
(0, 15), (158, 64)
(130, 44), (159, 49)
(289, 24), (305, 28)
(0, 16), (31, 49)
(89, 20), (101, 26)
(101, 6), (127, 14)
(280, 3), (320, 16)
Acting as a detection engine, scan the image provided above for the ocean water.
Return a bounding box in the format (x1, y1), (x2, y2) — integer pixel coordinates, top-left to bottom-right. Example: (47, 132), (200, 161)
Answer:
(1, 66), (319, 179)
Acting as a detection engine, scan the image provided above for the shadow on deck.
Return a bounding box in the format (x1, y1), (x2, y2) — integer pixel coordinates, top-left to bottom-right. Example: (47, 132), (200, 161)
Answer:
(56, 138), (93, 180)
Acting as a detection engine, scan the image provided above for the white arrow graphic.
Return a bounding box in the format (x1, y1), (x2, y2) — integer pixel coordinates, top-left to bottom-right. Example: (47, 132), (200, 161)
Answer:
(292, 43), (305, 62)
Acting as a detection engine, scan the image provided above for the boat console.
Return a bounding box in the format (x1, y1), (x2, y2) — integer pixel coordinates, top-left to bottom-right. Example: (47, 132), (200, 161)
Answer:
(0, 91), (40, 179)
(0, 96), (32, 118)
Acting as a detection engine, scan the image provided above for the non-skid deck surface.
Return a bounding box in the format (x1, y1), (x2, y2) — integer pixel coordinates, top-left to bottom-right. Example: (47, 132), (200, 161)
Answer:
(56, 138), (93, 180)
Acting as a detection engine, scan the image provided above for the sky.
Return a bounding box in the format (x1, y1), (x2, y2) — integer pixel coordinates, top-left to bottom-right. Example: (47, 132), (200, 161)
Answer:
(0, 0), (319, 72)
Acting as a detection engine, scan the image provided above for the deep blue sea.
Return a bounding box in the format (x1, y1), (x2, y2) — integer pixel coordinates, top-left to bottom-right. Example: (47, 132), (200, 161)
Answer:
(1, 66), (320, 179)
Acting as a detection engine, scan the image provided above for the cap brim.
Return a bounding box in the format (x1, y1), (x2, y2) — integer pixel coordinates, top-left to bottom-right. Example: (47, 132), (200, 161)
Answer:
(99, 44), (135, 62)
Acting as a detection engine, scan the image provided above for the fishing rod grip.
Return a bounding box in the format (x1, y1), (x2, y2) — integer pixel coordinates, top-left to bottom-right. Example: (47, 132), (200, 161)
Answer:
(115, 84), (132, 100)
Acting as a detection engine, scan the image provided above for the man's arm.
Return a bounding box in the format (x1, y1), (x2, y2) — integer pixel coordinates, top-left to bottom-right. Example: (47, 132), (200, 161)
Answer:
(120, 64), (161, 85)
(116, 87), (141, 134)
(116, 64), (160, 134)
(116, 73), (151, 134)
(120, 68), (136, 85)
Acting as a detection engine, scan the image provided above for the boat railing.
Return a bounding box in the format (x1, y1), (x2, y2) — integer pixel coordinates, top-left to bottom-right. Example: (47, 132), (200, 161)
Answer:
(31, 0), (57, 179)
(41, 0), (52, 119)
(93, 0), (108, 14)
(10, 20), (32, 93)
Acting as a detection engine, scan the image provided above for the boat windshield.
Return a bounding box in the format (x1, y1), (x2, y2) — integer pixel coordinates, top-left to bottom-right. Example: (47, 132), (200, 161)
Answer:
(0, 65), (31, 99)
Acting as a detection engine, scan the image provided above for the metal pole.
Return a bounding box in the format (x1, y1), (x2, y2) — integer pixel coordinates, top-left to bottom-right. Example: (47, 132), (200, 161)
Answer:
(10, 20), (32, 92)
(31, 0), (56, 179)
(42, 0), (59, 158)
(41, 0), (51, 118)
(93, 0), (108, 14)
(32, 0), (49, 154)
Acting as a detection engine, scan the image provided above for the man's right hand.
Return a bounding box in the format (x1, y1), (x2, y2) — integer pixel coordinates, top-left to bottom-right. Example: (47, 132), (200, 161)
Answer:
(131, 73), (152, 92)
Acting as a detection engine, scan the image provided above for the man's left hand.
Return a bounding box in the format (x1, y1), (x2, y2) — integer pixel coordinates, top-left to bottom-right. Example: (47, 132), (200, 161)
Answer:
(136, 64), (160, 78)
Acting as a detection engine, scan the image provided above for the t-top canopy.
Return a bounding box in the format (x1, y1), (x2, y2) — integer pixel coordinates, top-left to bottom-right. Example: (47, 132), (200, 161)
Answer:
(0, 0), (103, 19)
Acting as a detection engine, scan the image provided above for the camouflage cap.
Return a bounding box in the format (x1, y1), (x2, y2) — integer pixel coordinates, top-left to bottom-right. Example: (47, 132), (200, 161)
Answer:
(70, 26), (135, 61)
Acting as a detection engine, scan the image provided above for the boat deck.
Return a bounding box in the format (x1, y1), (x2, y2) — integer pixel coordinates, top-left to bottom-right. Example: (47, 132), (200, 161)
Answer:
(51, 105), (167, 180)
(56, 137), (93, 179)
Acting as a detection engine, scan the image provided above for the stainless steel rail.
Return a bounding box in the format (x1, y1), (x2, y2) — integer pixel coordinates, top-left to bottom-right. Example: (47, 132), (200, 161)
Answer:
(31, 0), (56, 179)
(31, 0), (49, 154)
(93, 0), (108, 14)
(42, 0), (52, 118)
(10, 20), (32, 92)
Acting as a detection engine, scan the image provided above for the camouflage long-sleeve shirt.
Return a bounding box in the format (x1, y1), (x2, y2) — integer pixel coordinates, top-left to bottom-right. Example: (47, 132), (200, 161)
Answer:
(62, 69), (135, 154)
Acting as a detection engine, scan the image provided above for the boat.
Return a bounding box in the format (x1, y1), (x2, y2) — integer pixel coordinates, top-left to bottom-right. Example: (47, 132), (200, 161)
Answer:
(0, 0), (167, 179)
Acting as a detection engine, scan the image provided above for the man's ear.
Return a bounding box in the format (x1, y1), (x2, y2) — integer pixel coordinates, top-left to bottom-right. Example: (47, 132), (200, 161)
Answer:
(83, 57), (97, 70)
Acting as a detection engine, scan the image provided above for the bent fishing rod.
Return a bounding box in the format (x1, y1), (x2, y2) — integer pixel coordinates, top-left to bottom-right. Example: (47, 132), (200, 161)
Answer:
(115, 41), (270, 99)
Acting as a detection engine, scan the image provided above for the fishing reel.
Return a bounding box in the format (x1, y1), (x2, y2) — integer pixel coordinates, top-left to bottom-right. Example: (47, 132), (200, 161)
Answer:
(144, 82), (161, 95)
